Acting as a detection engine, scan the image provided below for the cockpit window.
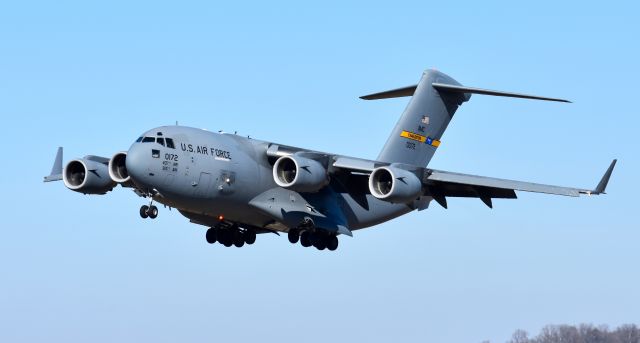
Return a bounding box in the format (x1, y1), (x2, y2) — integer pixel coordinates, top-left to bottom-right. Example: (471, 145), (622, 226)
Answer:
(142, 137), (155, 143)
(157, 137), (165, 146)
(136, 137), (143, 142)
(166, 138), (175, 149)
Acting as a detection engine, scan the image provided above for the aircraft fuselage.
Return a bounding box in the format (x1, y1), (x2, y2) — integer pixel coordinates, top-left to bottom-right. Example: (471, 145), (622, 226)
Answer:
(125, 126), (416, 233)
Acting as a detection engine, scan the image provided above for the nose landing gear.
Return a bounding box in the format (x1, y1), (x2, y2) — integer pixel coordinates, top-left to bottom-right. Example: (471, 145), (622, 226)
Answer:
(139, 201), (158, 219)
(139, 205), (158, 219)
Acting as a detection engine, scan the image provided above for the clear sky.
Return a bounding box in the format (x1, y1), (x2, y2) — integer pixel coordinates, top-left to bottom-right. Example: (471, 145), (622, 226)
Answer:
(0, 1), (638, 342)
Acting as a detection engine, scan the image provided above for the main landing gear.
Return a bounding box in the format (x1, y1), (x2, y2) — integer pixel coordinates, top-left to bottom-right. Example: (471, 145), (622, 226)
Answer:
(206, 224), (257, 248)
(139, 204), (158, 219)
(288, 229), (339, 251)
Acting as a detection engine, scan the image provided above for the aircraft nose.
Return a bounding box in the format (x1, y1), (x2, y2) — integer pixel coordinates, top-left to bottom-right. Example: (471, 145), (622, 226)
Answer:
(125, 144), (148, 182)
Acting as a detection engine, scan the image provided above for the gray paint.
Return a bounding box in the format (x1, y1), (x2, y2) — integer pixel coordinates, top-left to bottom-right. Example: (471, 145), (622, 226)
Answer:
(44, 69), (616, 247)
(376, 69), (468, 167)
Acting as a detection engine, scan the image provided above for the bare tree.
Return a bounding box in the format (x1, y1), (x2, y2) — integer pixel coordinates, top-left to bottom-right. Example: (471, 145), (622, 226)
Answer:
(613, 324), (640, 343)
(505, 324), (639, 343)
(508, 329), (530, 343)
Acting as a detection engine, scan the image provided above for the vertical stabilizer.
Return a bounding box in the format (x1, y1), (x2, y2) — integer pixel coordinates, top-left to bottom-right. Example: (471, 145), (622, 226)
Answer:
(371, 69), (469, 167)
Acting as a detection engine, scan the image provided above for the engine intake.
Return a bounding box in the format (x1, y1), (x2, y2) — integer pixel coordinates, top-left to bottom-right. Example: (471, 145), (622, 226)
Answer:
(63, 159), (116, 194)
(368, 166), (422, 203)
(273, 155), (329, 193)
(108, 152), (130, 183)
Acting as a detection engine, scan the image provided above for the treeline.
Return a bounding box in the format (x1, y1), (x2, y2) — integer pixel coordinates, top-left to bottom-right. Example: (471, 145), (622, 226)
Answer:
(502, 324), (639, 343)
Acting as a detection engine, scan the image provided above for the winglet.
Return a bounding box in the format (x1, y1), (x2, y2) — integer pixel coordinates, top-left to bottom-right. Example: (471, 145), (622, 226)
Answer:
(44, 147), (63, 182)
(592, 159), (617, 194)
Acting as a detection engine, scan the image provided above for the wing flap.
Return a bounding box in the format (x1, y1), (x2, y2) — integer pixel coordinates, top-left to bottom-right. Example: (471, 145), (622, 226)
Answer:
(332, 156), (377, 172)
(424, 182), (517, 199)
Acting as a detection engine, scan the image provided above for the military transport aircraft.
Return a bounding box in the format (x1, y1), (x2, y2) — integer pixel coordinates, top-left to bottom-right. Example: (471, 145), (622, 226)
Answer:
(44, 69), (616, 251)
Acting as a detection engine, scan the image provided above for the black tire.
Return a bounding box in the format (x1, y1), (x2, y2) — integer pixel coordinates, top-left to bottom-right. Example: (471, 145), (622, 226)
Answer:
(217, 230), (229, 246)
(327, 235), (338, 251)
(148, 206), (158, 219)
(300, 232), (312, 247)
(287, 230), (299, 244)
(221, 231), (233, 247)
(244, 230), (256, 245)
(313, 238), (327, 251)
(233, 230), (244, 247)
(139, 205), (149, 218)
(205, 228), (217, 244)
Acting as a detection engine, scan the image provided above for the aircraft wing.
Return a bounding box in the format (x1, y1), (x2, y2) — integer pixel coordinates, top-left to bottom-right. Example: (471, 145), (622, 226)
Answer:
(426, 170), (591, 197)
(420, 160), (616, 208)
(331, 155), (616, 208)
(267, 145), (616, 208)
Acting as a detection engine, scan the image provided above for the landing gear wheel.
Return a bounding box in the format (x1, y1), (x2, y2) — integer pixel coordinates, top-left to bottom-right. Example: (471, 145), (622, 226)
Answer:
(300, 232), (312, 247)
(244, 230), (256, 245)
(148, 205), (158, 219)
(218, 230), (232, 247)
(288, 230), (299, 244)
(206, 228), (217, 244)
(313, 238), (327, 251)
(233, 231), (245, 247)
(326, 235), (338, 251)
(139, 205), (149, 218)
(222, 231), (233, 247)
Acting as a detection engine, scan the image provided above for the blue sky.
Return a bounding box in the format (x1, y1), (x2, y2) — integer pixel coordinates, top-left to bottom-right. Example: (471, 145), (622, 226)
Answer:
(0, 1), (638, 342)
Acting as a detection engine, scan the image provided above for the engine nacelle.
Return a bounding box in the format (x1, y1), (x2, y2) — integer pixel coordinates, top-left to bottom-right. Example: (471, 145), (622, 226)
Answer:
(273, 155), (329, 193)
(63, 158), (116, 194)
(108, 152), (130, 183)
(368, 166), (422, 203)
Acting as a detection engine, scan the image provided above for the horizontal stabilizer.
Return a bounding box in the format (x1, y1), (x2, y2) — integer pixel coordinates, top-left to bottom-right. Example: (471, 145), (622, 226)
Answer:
(432, 83), (571, 103)
(360, 85), (417, 100)
(360, 82), (571, 103)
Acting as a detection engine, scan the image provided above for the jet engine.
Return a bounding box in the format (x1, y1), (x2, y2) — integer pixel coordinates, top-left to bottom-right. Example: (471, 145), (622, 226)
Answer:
(273, 155), (329, 193)
(368, 166), (422, 203)
(63, 158), (116, 194)
(108, 152), (130, 183)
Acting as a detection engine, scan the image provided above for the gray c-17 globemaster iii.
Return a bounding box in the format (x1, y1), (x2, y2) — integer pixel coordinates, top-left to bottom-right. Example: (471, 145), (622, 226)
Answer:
(44, 69), (616, 251)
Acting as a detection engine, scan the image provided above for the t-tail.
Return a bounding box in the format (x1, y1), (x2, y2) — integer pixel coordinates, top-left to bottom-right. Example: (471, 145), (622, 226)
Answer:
(361, 69), (570, 167)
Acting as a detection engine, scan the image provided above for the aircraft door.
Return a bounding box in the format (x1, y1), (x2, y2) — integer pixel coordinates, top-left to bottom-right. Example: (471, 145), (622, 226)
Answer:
(194, 172), (213, 198)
